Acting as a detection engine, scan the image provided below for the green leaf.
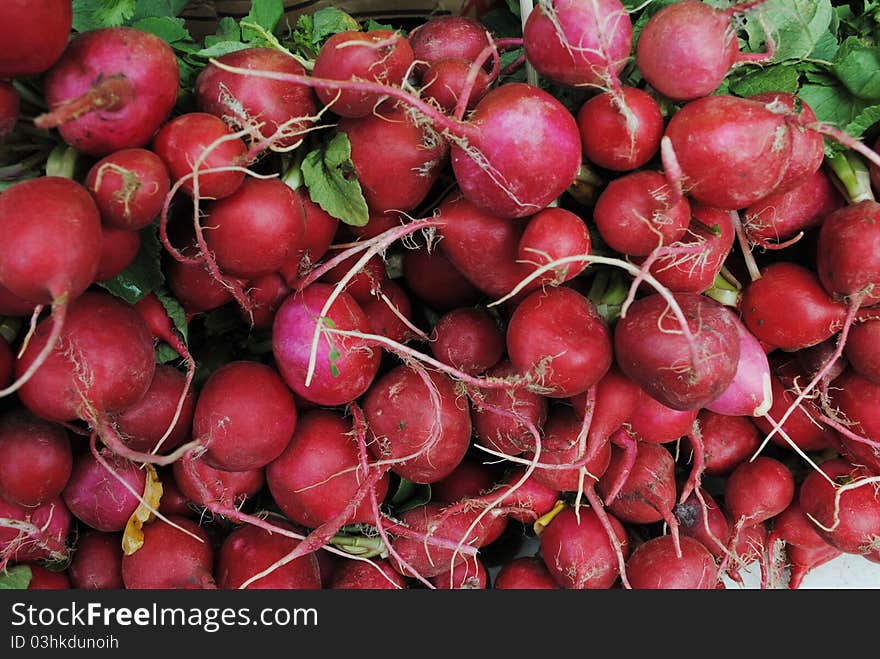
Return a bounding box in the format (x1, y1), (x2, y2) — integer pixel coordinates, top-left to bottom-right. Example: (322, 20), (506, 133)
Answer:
(743, 0), (834, 63)
(834, 37), (880, 100)
(388, 475), (431, 513)
(131, 0), (190, 20)
(364, 19), (395, 32)
(155, 342), (181, 364)
(314, 7), (360, 38)
(242, 0), (285, 42)
(156, 288), (188, 344)
(729, 64), (801, 97)
(196, 41), (252, 59)
(94, 0), (137, 27)
(97, 225), (164, 304)
(205, 17), (241, 48)
(810, 29), (840, 61)
(798, 83), (880, 155)
(302, 133), (370, 227)
(132, 16), (191, 44)
(0, 565), (32, 590)
(479, 8), (523, 39)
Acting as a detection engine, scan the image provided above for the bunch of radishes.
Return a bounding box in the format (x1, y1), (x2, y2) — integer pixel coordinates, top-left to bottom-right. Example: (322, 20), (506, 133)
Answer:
(1, 0), (879, 591)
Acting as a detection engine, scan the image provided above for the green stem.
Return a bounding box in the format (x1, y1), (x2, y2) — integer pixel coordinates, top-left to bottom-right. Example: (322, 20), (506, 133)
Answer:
(280, 146), (306, 191)
(44, 144), (78, 179)
(0, 317), (22, 344)
(704, 271), (741, 307)
(827, 151), (875, 204)
(239, 21), (314, 71)
(329, 533), (386, 558)
(11, 80), (47, 111)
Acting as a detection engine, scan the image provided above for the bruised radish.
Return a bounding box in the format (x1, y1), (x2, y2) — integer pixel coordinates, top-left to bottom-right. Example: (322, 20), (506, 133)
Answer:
(626, 535), (718, 589)
(68, 531), (124, 590)
(173, 456), (264, 510)
(85, 148), (171, 230)
(36, 27), (179, 157)
(695, 411), (761, 476)
(0, 410), (71, 508)
(62, 449), (145, 532)
(431, 307), (504, 376)
(94, 226), (140, 282)
(724, 457), (794, 527)
(121, 516), (215, 589)
(494, 556), (560, 589)
(816, 200), (880, 307)
(216, 524), (321, 590)
(0, 0), (71, 79)
(674, 488), (730, 559)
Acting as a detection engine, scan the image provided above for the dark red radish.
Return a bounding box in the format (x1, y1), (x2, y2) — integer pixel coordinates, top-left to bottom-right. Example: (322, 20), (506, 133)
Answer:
(725, 457), (794, 527)
(216, 524), (321, 590)
(484, 468), (560, 523)
(636, 0), (770, 102)
(85, 148), (171, 230)
(705, 314), (773, 418)
(695, 411), (761, 476)
(22, 564), (69, 589)
(0, 1), (71, 79)
(0, 82), (19, 141)
(421, 58), (491, 113)
(196, 47), (317, 149)
(165, 252), (236, 315)
(94, 226), (140, 282)
(507, 287), (613, 399)
(430, 557), (488, 589)
(523, 0), (633, 88)
(472, 359), (549, 457)
(360, 280), (414, 344)
(614, 292), (741, 411)
(768, 500), (841, 589)
(318, 250), (388, 305)
(121, 516), (215, 589)
(193, 361), (297, 472)
(36, 27), (179, 157)
(577, 87), (663, 172)
(203, 178), (306, 279)
(431, 459), (498, 504)
(409, 15), (490, 72)
(539, 506), (630, 589)
(152, 112), (248, 200)
(663, 95), (793, 209)
(799, 458), (880, 562)
(402, 244), (482, 311)
(794, 337), (848, 387)
(846, 319), (880, 384)
(517, 207), (591, 285)
(173, 456), (264, 510)
(592, 169), (691, 257)
(0, 339), (11, 389)
(16, 292), (155, 424)
(312, 30), (414, 118)
(346, 211), (403, 241)
(338, 103), (448, 213)
(827, 369), (880, 474)
(242, 272), (289, 331)
(330, 558), (408, 589)
(0, 497), (71, 563)
(626, 535), (718, 589)
(158, 472), (195, 519)
(272, 283), (381, 407)
(493, 556), (560, 589)
(741, 262), (849, 351)
(0, 285), (37, 317)
(627, 390), (698, 444)
(743, 168), (842, 248)
(68, 531), (124, 590)
(364, 365), (471, 484)
(62, 449), (144, 532)
(431, 307), (503, 376)
(674, 488), (731, 559)
(816, 200), (880, 307)
(281, 194), (339, 282)
(0, 410), (71, 508)
(267, 409), (389, 528)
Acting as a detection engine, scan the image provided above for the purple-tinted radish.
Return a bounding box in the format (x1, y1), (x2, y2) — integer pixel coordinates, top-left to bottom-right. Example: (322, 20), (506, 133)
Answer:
(62, 449), (145, 532)
(705, 315), (773, 417)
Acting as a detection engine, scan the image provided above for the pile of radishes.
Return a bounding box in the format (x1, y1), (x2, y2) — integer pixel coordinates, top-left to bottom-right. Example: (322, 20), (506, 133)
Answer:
(1, 0), (879, 591)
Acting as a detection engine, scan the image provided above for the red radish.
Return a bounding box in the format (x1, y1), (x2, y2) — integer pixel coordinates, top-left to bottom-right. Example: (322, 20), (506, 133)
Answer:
(0, 410), (71, 508)
(827, 369), (880, 474)
(696, 411), (761, 476)
(0, 340), (11, 389)
(85, 148), (171, 230)
(494, 556), (560, 589)
(318, 250), (388, 305)
(705, 315), (773, 417)
(338, 103), (448, 213)
(173, 456), (264, 510)
(663, 95), (793, 209)
(36, 27), (179, 157)
(431, 459), (498, 504)
(593, 170), (691, 257)
(165, 251), (236, 314)
(674, 488), (731, 559)
(615, 293), (741, 411)
(798, 458), (880, 562)
(725, 520), (768, 584)
(0, 496), (71, 563)
(768, 500), (841, 590)
(22, 564), (70, 589)
(539, 506), (630, 589)
(431, 307), (503, 376)
(242, 272), (290, 330)
(846, 319), (880, 383)
(577, 87), (663, 172)
(430, 557), (488, 589)
(203, 178), (306, 279)
(266, 409), (389, 528)
(816, 200), (880, 307)
(523, 0), (633, 88)
(62, 449), (145, 532)
(364, 365), (471, 484)
(421, 58), (491, 113)
(272, 283), (381, 406)
(216, 524), (321, 590)
(0, 82), (19, 141)
(360, 280), (415, 344)
(570, 365), (641, 455)
(725, 457), (795, 527)
(193, 361), (297, 472)
(472, 359), (549, 457)
(517, 207), (591, 285)
(0, 1), (71, 79)
(346, 211), (403, 241)
(121, 516), (215, 589)
(409, 16), (490, 72)
(627, 390), (698, 444)
(330, 558), (408, 589)
(0, 285), (37, 317)
(16, 292), (155, 424)
(95, 226), (140, 282)
(626, 535), (719, 589)
(195, 47), (317, 149)
(484, 469), (560, 524)
(68, 531), (124, 590)
(402, 244), (482, 311)
(312, 30), (414, 118)
(507, 286), (612, 398)
(152, 112), (248, 200)
(281, 194), (339, 282)
(158, 472), (195, 519)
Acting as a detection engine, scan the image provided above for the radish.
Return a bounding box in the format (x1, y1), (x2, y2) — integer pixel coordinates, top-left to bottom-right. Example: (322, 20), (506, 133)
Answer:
(539, 506), (630, 589)
(522, 0), (633, 88)
(94, 227), (140, 282)
(517, 207), (592, 286)
(36, 27), (179, 157)
(266, 409), (389, 528)
(68, 531), (124, 590)
(318, 250), (388, 304)
(409, 15), (490, 72)
(627, 390), (698, 444)
(705, 314), (773, 418)
(674, 488), (731, 560)
(0, 496), (71, 564)
(158, 473), (195, 519)
(431, 307), (503, 376)
(121, 516), (215, 589)
(402, 243), (481, 311)
(827, 369), (880, 474)
(0, 339), (10, 389)
(0, 82), (19, 142)
(0, 285), (37, 317)
(281, 194), (339, 282)
(431, 459), (498, 504)
(329, 558), (408, 589)
(242, 272), (290, 331)
(846, 319), (880, 384)
(626, 535), (718, 589)
(0, 0), (72, 79)
(0, 410), (71, 508)
(494, 556), (560, 589)
(165, 251), (236, 314)
(636, 0), (771, 102)
(216, 524), (321, 590)
(614, 292), (741, 411)
(421, 58), (491, 113)
(359, 280), (416, 344)
(62, 449), (145, 532)
(569, 365), (641, 459)
(768, 500), (841, 590)
(577, 87), (664, 172)
(173, 455), (264, 510)
(724, 457), (795, 527)
(695, 411), (761, 476)
(483, 469), (560, 523)
(22, 564), (70, 590)
(85, 148), (171, 231)
(195, 47), (317, 149)
(430, 557), (488, 589)
(816, 200), (880, 307)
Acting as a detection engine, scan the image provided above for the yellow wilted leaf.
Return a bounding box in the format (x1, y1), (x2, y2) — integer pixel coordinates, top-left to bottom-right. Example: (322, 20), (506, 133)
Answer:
(122, 464), (163, 556)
